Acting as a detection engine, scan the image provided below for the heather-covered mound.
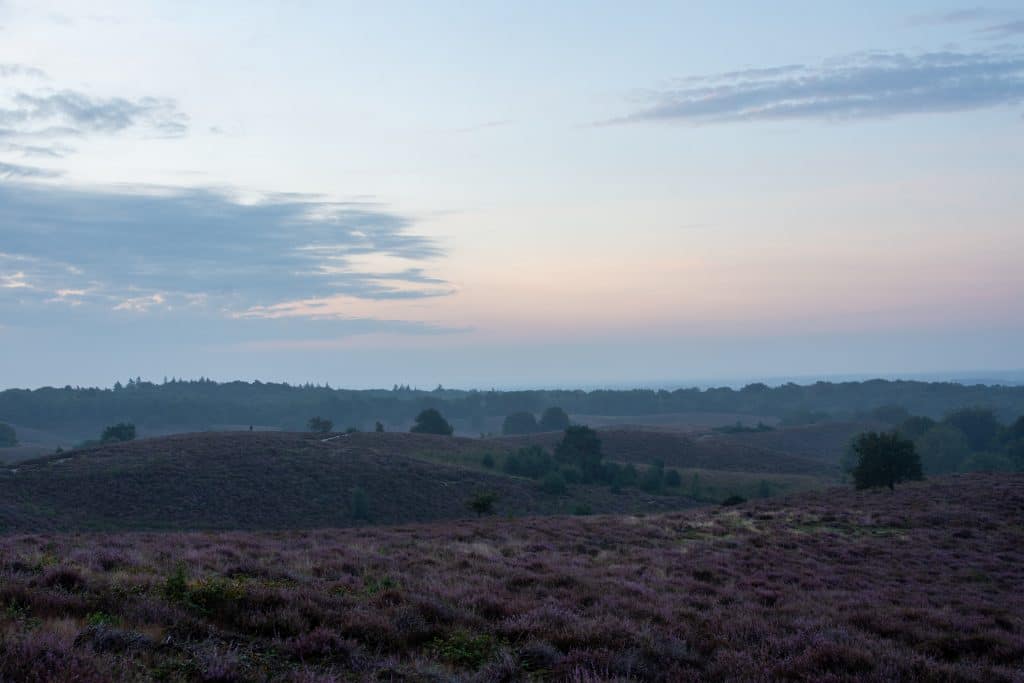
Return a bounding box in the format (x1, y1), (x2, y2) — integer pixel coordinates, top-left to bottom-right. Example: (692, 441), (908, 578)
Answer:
(0, 432), (694, 532)
(1, 474), (1022, 681)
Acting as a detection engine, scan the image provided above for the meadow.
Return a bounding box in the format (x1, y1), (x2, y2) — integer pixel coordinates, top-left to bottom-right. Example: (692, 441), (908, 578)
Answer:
(1, 474), (1021, 681)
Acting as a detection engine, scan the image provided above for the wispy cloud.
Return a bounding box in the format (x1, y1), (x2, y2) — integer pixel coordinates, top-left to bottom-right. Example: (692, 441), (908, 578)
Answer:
(0, 160), (60, 178)
(979, 19), (1024, 37)
(0, 63), (189, 172)
(610, 50), (1024, 125)
(907, 7), (1014, 26)
(0, 182), (451, 317)
(906, 6), (1024, 38)
(1, 90), (188, 138)
(0, 64), (48, 79)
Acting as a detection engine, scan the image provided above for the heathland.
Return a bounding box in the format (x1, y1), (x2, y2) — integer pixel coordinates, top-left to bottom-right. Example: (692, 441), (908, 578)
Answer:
(1, 475), (1021, 681)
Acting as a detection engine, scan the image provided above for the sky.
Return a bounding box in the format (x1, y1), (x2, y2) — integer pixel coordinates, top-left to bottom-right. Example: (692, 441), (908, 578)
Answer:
(1, 1), (1023, 389)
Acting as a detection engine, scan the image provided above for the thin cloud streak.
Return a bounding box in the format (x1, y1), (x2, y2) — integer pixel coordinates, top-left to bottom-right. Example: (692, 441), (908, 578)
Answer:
(611, 50), (1024, 125)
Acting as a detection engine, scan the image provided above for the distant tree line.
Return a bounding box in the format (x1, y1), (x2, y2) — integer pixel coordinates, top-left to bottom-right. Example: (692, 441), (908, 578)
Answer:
(5, 377), (1024, 436)
(847, 406), (1024, 475)
(496, 424), (684, 496)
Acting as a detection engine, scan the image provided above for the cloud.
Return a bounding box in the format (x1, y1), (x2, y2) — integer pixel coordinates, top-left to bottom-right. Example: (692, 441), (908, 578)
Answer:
(907, 7), (1014, 26)
(610, 50), (1024, 125)
(0, 160), (60, 178)
(0, 64), (188, 175)
(979, 19), (1024, 37)
(0, 64), (48, 79)
(0, 181), (451, 319)
(1, 90), (188, 138)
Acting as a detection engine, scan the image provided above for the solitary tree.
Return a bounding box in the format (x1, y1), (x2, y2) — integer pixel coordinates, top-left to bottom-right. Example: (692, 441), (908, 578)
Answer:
(554, 425), (603, 481)
(502, 411), (538, 435)
(538, 406), (571, 431)
(466, 492), (498, 516)
(307, 416), (333, 434)
(375, 421), (385, 433)
(850, 431), (923, 490)
(101, 423), (136, 443)
(410, 408), (454, 436)
(0, 423), (17, 448)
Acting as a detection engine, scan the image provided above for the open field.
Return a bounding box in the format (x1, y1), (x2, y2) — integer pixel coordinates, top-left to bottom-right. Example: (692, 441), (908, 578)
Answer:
(0, 474), (1021, 681)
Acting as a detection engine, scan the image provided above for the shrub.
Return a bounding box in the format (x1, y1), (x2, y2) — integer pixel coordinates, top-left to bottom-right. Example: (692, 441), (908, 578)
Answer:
(850, 431), (923, 490)
(540, 472), (567, 495)
(554, 425), (604, 482)
(721, 495), (747, 506)
(639, 464), (664, 493)
(430, 631), (499, 668)
(480, 453), (495, 469)
(162, 563), (190, 603)
(538, 407), (571, 431)
(307, 417), (333, 434)
(503, 445), (554, 479)
(572, 504), (592, 516)
(502, 412), (538, 435)
(411, 409), (454, 436)
(467, 492), (498, 516)
(101, 422), (136, 443)
(375, 421), (385, 433)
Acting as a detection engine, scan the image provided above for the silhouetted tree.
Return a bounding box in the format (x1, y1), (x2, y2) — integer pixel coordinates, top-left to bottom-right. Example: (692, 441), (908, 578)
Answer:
(466, 492), (497, 516)
(502, 411), (538, 435)
(375, 421), (385, 433)
(943, 407), (1001, 452)
(538, 406), (570, 431)
(0, 423), (17, 447)
(850, 431), (923, 490)
(307, 416), (333, 434)
(898, 415), (936, 440)
(411, 408), (454, 436)
(915, 424), (971, 475)
(101, 422), (136, 443)
(554, 425), (603, 482)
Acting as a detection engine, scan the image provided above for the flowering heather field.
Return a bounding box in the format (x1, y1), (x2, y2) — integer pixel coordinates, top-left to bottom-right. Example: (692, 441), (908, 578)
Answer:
(1, 475), (1022, 682)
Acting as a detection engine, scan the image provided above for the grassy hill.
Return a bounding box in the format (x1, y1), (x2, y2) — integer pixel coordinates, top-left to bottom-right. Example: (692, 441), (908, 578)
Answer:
(0, 431), (701, 532)
(0, 474), (1020, 681)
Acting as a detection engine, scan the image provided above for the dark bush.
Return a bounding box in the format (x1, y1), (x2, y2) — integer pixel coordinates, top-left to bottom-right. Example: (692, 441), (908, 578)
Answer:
(307, 416), (333, 433)
(538, 407), (570, 431)
(502, 445), (554, 479)
(502, 412), (538, 435)
(721, 495), (747, 506)
(540, 472), (567, 495)
(850, 431), (923, 490)
(467, 492), (498, 516)
(411, 409), (454, 436)
(101, 422), (135, 443)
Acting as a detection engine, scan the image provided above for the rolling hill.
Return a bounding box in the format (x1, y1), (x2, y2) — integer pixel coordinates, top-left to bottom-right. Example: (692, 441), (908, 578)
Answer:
(0, 431), (700, 532)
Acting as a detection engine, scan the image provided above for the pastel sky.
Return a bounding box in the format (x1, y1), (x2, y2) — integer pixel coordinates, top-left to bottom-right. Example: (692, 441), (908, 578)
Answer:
(1, 1), (1023, 389)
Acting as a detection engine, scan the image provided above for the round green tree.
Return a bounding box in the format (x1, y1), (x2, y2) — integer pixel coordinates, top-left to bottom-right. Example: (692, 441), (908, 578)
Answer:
(411, 408), (454, 436)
